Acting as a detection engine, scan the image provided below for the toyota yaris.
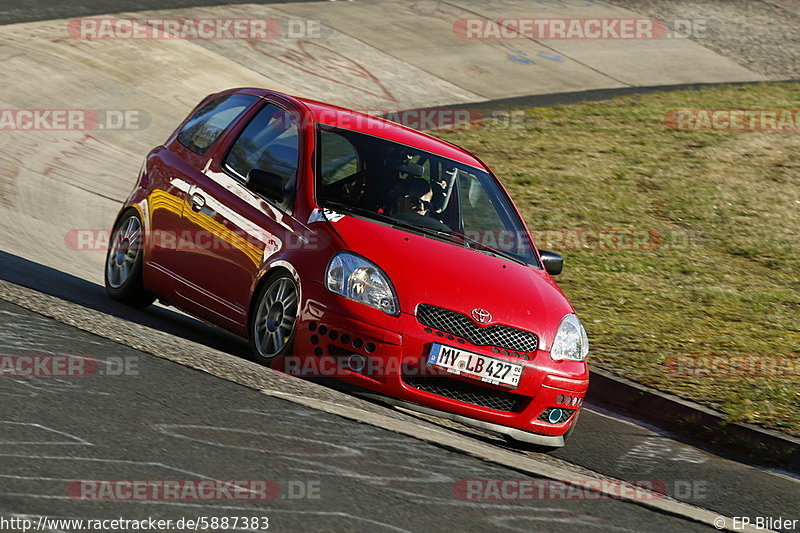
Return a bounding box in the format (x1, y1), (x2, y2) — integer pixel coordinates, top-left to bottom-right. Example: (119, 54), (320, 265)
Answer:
(105, 88), (589, 450)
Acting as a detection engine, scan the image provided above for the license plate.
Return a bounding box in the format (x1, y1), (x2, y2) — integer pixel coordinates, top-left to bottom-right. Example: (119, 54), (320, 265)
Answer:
(427, 343), (523, 388)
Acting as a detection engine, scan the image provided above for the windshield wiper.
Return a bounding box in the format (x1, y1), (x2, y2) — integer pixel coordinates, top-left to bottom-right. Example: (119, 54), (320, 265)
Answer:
(320, 201), (398, 225)
(458, 231), (527, 265)
(321, 201), (527, 265)
(386, 220), (462, 243)
(396, 221), (526, 265)
(321, 202), (456, 242)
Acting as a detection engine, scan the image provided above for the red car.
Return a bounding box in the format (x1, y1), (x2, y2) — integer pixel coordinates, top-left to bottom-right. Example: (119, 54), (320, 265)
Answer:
(105, 88), (589, 450)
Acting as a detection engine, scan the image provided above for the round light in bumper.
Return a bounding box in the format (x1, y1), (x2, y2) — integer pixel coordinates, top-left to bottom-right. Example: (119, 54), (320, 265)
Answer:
(548, 408), (564, 424)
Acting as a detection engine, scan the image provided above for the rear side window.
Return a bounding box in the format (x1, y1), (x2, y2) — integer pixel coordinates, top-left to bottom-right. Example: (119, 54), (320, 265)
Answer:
(225, 103), (299, 185)
(177, 94), (258, 155)
(319, 130), (359, 186)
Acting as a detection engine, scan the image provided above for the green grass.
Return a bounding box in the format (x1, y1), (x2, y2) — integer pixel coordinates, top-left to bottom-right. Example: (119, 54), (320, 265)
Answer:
(434, 83), (800, 435)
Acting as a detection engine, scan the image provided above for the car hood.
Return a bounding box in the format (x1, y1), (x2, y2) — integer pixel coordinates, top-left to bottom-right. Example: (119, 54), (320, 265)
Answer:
(323, 214), (574, 348)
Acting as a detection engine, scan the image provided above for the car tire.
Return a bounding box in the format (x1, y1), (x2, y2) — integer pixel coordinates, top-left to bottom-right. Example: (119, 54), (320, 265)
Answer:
(104, 209), (155, 308)
(250, 271), (299, 365)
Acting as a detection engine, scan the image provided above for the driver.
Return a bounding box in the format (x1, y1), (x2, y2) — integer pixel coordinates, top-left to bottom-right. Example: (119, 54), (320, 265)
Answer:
(393, 178), (450, 231)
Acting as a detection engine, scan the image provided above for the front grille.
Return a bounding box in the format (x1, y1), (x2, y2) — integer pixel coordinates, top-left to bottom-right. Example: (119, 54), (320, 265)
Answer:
(404, 376), (524, 412)
(417, 304), (538, 353)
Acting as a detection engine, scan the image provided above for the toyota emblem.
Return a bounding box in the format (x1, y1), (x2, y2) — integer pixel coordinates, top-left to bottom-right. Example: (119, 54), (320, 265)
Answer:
(471, 308), (492, 324)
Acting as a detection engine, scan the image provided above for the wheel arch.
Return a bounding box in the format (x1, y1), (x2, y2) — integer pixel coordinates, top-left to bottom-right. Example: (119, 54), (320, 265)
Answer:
(247, 260), (302, 337)
(109, 202), (151, 258)
(104, 205), (156, 307)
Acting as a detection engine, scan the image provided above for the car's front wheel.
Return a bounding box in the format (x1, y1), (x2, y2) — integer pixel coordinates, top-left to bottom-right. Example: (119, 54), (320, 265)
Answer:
(104, 209), (155, 308)
(250, 271), (299, 364)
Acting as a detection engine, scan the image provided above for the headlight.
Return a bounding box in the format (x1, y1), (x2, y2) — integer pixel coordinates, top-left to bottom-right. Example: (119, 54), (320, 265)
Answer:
(550, 314), (589, 361)
(325, 252), (399, 315)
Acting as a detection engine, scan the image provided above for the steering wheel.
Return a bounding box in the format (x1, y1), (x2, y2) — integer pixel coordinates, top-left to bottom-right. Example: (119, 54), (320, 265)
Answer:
(322, 168), (369, 202)
(322, 168), (367, 190)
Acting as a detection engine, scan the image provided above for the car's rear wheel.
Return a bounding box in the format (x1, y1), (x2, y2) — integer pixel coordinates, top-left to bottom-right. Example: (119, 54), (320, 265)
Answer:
(104, 209), (155, 308)
(251, 272), (299, 364)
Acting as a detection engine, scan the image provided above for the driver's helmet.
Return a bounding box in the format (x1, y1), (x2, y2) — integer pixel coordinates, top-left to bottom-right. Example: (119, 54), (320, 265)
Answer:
(396, 177), (432, 214)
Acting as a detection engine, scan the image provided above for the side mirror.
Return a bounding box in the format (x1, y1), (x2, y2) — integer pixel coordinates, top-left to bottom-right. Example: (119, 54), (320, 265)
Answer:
(539, 249), (563, 276)
(246, 169), (286, 204)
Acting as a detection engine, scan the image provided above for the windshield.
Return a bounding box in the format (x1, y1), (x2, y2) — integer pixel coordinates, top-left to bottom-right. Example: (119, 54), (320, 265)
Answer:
(315, 125), (539, 266)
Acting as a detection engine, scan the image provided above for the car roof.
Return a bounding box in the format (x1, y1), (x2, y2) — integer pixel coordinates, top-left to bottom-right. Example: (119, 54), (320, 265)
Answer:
(233, 88), (486, 169)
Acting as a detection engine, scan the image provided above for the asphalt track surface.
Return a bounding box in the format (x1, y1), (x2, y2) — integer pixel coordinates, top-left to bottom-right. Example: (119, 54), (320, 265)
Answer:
(0, 0), (798, 531)
(3, 254), (799, 532)
(0, 298), (720, 533)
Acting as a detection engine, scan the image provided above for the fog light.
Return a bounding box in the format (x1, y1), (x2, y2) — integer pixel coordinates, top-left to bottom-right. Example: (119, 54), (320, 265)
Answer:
(548, 408), (563, 424)
(537, 407), (575, 424)
(348, 354), (366, 372)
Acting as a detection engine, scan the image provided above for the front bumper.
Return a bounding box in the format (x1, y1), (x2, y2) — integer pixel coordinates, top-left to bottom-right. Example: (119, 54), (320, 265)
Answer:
(276, 281), (589, 441)
(355, 392), (565, 447)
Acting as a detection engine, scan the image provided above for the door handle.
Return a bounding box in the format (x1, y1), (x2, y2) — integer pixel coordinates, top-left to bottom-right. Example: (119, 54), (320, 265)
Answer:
(189, 192), (206, 211)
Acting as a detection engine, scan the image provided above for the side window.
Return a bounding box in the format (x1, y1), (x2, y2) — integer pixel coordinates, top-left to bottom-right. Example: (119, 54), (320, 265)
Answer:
(319, 130), (359, 185)
(177, 94), (258, 155)
(225, 104), (299, 188)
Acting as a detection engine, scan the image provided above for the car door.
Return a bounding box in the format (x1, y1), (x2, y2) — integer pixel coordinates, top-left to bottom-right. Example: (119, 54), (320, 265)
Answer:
(173, 100), (302, 333)
(146, 92), (259, 298)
